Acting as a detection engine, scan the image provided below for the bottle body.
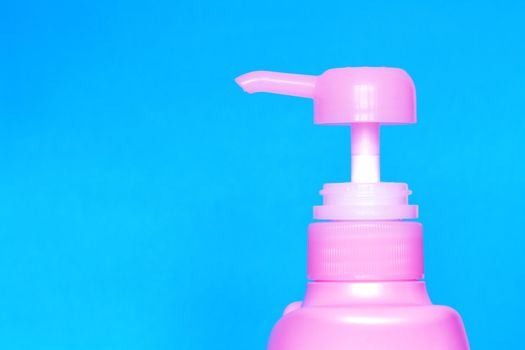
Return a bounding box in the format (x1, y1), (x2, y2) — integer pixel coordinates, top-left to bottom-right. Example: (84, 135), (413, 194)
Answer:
(268, 281), (469, 350)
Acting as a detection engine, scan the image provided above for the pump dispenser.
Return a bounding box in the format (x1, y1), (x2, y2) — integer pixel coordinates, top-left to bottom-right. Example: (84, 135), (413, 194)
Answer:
(236, 68), (469, 350)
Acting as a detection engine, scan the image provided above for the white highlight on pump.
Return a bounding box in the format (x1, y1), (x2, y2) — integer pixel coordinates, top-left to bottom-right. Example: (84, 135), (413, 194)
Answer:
(351, 123), (380, 183)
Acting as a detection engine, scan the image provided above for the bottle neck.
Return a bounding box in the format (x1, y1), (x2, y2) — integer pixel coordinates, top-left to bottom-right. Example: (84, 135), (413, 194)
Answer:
(303, 280), (431, 306)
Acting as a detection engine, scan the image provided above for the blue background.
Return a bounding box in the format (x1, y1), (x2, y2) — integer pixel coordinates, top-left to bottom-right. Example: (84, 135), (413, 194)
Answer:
(2, 0), (524, 349)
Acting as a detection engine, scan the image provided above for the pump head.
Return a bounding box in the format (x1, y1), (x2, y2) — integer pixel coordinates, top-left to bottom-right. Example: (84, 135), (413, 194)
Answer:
(235, 67), (418, 221)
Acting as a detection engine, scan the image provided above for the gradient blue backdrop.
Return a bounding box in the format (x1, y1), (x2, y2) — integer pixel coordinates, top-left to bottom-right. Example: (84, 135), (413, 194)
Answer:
(2, 1), (524, 349)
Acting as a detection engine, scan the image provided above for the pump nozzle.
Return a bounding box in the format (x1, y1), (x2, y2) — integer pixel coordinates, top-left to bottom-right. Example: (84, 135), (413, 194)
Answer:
(236, 68), (416, 183)
(235, 71), (317, 98)
(236, 67), (418, 220)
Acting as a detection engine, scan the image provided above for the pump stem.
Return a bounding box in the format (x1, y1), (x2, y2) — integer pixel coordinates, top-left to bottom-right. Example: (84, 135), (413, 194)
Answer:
(351, 124), (380, 183)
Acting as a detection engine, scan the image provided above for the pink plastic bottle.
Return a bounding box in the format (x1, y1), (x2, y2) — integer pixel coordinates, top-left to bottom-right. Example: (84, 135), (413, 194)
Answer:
(235, 67), (470, 350)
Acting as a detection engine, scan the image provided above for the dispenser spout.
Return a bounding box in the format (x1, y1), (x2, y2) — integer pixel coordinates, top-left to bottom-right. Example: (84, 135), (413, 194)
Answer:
(235, 71), (317, 98)
(235, 66), (419, 220)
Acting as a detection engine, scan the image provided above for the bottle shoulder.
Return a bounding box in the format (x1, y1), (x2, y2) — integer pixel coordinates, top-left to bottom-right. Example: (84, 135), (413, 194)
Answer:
(269, 304), (469, 350)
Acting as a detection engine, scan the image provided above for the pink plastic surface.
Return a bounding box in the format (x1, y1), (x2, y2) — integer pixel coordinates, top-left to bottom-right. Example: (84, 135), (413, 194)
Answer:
(308, 222), (423, 281)
(269, 281), (469, 350)
(235, 67), (416, 125)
